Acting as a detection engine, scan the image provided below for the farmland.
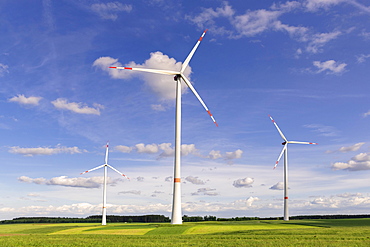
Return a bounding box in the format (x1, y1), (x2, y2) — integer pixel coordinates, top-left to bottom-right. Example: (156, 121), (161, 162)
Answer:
(0, 218), (369, 246)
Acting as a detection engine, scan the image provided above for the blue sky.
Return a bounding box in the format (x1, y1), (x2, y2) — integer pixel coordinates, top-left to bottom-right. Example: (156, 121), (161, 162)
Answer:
(0, 0), (369, 220)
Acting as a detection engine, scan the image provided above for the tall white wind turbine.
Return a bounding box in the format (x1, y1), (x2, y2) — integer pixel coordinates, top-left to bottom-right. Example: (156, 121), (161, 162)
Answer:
(268, 115), (317, 221)
(80, 142), (128, 225)
(110, 30), (217, 224)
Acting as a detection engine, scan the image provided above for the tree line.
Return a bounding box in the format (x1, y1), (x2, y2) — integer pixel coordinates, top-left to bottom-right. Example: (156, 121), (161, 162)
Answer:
(1, 214), (369, 224)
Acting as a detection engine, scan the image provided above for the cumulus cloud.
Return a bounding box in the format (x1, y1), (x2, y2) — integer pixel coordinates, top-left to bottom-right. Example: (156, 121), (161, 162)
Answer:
(8, 94), (43, 106)
(313, 60), (347, 74)
(114, 145), (133, 153)
(332, 152), (370, 171)
(135, 143), (159, 154)
(18, 176), (121, 188)
(185, 176), (205, 185)
(91, 2), (132, 20)
(269, 181), (284, 190)
(93, 51), (192, 102)
(326, 142), (365, 153)
(233, 177), (254, 188)
(114, 143), (242, 163)
(9, 145), (85, 157)
(52, 98), (104, 115)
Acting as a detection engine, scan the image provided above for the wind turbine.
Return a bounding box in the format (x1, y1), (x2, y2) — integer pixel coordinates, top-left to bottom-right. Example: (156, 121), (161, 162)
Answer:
(268, 115), (317, 221)
(80, 142), (128, 225)
(109, 30), (217, 224)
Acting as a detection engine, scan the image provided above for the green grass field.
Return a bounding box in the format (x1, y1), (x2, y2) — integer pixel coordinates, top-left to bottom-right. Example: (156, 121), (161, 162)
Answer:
(0, 218), (369, 246)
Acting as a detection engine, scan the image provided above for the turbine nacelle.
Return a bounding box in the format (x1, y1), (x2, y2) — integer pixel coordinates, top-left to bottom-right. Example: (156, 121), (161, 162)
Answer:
(174, 74), (181, 81)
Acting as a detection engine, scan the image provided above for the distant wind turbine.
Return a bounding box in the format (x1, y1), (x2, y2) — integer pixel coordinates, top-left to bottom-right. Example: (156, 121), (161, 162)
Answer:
(110, 30), (217, 224)
(269, 115), (317, 221)
(80, 142), (128, 225)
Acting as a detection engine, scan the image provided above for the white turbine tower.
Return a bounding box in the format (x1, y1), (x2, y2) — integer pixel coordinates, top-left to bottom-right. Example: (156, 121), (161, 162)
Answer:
(109, 30), (217, 224)
(80, 142), (128, 225)
(269, 115), (317, 221)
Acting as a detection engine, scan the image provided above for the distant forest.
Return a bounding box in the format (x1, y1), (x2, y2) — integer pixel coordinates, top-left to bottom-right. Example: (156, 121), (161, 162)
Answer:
(1, 214), (369, 224)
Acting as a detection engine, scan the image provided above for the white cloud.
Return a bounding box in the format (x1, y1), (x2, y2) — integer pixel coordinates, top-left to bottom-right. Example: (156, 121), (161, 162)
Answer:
(224, 149), (243, 164)
(269, 181), (284, 190)
(93, 52), (192, 102)
(207, 150), (223, 160)
(114, 145), (133, 153)
(9, 145), (85, 156)
(232, 9), (282, 37)
(18, 176), (121, 188)
(306, 31), (342, 53)
(187, 2), (345, 54)
(233, 177), (254, 188)
(0, 63), (9, 76)
(135, 143), (159, 154)
(8, 94), (43, 105)
(185, 176), (205, 185)
(332, 152), (370, 171)
(91, 2), (132, 20)
(327, 142), (365, 153)
(304, 0), (346, 12)
(185, 2), (235, 36)
(192, 187), (219, 196)
(113, 143), (243, 163)
(313, 60), (347, 74)
(51, 98), (104, 115)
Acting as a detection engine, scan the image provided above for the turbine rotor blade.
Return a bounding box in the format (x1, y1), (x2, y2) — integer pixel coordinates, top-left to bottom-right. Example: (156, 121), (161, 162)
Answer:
(80, 164), (105, 175)
(288, 141), (318, 145)
(180, 29), (208, 74)
(107, 164), (129, 179)
(274, 144), (287, 169)
(109, 67), (178, 75)
(181, 75), (218, 127)
(269, 115), (288, 142)
(104, 142), (109, 165)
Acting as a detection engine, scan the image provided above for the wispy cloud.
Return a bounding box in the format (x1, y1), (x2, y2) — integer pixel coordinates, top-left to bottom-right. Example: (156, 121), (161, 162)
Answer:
(187, 1), (346, 54)
(304, 124), (339, 137)
(51, 98), (104, 115)
(191, 187), (219, 196)
(0, 63), (9, 76)
(8, 94), (43, 106)
(356, 54), (370, 63)
(18, 176), (121, 188)
(91, 2), (132, 20)
(9, 145), (86, 156)
(313, 60), (347, 74)
(326, 142), (365, 153)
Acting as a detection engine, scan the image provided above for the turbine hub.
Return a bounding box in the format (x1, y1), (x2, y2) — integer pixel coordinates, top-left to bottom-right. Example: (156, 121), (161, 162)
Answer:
(282, 141), (287, 145)
(174, 74), (181, 81)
